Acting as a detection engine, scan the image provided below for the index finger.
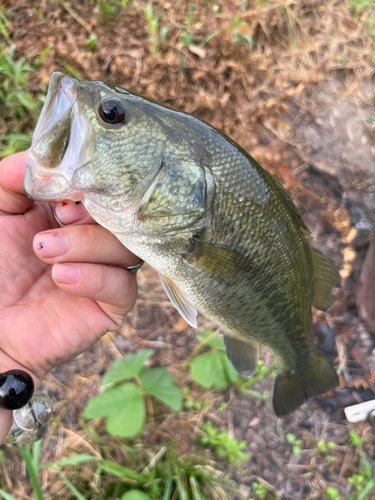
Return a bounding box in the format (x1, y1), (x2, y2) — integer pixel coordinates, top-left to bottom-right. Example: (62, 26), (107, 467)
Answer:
(0, 151), (34, 214)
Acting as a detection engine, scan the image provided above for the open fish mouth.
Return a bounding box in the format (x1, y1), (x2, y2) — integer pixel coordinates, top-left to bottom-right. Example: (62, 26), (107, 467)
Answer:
(23, 71), (95, 202)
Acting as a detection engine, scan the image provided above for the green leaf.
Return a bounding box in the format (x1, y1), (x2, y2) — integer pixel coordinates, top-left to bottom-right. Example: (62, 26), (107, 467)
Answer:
(207, 336), (226, 350)
(162, 477), (173, 500)
(358, 479), (375, 500)
(0, 490), (18, 500)
(222, 354), (239, 384)
(44, 454), (99, 469)
(34, 45), (52, 69)
(62, 62), (82, 80)
(55, 470), (86, 500)
(83, 383), (145, 437)
(196, 329), (225, 350)
(349, 429), (362, 447)
(174, 474), (188, 500)
(190, 475), (204, 500)
(121, 491), (151, 500)
(19, 444), (45, 500)
(140, 367), (182, 411)
(190, 352), (229, 390)
(32, 440), (43, 472)
(102, 350), (155, 385)
(99, 460), (148, 483)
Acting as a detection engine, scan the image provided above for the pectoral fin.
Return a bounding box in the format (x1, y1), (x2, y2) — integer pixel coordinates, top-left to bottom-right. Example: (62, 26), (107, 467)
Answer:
(183, 237), (254, 285)
(223, 334), (259, 377)
(310, 246), (341, 311)
(158, 273), (197, 328)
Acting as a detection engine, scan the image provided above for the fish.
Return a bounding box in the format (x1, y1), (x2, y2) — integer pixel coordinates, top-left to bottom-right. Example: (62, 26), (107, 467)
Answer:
(23, 71), (340, 417)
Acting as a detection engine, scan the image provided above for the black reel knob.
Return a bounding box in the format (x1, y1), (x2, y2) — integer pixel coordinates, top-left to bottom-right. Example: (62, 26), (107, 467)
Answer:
(0, 370), (34, 410)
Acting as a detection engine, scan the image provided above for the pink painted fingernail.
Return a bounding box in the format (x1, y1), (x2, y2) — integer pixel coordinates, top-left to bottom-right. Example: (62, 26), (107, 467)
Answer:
(54, 201), (86, 225)
(35, 232), (68, 258)
(52, 263), (80, 284)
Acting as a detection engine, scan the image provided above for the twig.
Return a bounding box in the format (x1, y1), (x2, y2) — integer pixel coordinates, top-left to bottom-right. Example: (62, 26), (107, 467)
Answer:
(57, 0), (90, 31)
(142, 446), (167, 474)
(166, 43), (217, 95)
(102, 332), (123, 359)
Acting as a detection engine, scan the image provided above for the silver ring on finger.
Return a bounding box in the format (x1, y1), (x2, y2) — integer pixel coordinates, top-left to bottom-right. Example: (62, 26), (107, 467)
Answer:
(125, 260), (145, 274)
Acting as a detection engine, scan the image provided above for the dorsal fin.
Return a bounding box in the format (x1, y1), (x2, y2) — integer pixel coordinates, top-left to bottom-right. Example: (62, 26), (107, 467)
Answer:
(270, 172), (341, 311)
(310, 246), (341, 311)
(268, 172), (309, 234)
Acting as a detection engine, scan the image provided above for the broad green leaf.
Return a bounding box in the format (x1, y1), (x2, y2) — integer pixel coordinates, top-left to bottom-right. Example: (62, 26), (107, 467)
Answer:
(222, 353), (239, 384)
(206, 335), (226, 350)
(196, 329), (225, 350)
(121, 491), (151, 500)
(140, 367), (182, 412)
(83, 383), (145, 437)
(102, 350), (155, 385)
(190, 352), (228, 390)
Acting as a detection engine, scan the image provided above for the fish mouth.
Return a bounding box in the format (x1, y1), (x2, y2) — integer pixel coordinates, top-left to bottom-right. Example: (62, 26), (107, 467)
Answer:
(23, 71), (95, 202)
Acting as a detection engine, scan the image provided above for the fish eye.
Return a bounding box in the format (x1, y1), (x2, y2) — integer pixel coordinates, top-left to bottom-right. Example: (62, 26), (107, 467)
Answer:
(98, 99), (126, 125)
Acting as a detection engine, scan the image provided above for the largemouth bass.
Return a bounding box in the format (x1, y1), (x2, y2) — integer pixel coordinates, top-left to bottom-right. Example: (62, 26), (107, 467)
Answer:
(24, 72), (340, 416)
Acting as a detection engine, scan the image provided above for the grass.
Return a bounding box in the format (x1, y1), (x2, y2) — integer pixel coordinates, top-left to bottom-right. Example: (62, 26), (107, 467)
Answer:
(0, 25), (44, 156)
(11, 441), (239, 500)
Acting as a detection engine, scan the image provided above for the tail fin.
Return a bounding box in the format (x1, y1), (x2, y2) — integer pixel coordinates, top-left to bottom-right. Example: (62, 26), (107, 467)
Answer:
(272, 351), (339, 417)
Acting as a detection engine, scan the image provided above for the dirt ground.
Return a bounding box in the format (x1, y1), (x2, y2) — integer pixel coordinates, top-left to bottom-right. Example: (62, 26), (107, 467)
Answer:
(1, 0), (375, 498)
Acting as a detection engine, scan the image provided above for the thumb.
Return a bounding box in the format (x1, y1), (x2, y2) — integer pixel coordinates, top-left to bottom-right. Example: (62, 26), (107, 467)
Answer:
(0, 151), (34, 214)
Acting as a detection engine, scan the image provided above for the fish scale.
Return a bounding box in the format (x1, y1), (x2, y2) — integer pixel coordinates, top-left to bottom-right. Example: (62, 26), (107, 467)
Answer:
(24, 71), (341, 417)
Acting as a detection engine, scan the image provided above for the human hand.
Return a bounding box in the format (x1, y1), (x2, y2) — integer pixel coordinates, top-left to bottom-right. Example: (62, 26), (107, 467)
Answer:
(0, 151), (139, 441)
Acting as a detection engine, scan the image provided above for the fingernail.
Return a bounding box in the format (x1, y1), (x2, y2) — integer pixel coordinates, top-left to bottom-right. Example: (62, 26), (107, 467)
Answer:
(35, 231), (68, 258)
(54, 201), (86, 225)
(52, 264), (80, 284)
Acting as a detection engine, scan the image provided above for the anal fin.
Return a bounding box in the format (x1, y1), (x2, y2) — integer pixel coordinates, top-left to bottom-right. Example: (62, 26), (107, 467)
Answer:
(158, 273), (197, 328)
(223, 334), (259, 377)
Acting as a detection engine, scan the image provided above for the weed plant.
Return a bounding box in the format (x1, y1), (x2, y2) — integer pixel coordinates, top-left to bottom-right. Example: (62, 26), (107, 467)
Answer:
(0, 7), (44, 156)
(0, 330), (260, 499)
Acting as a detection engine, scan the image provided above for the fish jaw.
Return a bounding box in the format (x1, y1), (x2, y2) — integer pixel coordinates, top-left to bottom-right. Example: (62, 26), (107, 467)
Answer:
(23, 71), (95, 202)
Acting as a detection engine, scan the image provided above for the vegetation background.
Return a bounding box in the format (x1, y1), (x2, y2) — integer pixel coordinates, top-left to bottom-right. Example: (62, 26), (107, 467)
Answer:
(0, 0), (375, 499)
